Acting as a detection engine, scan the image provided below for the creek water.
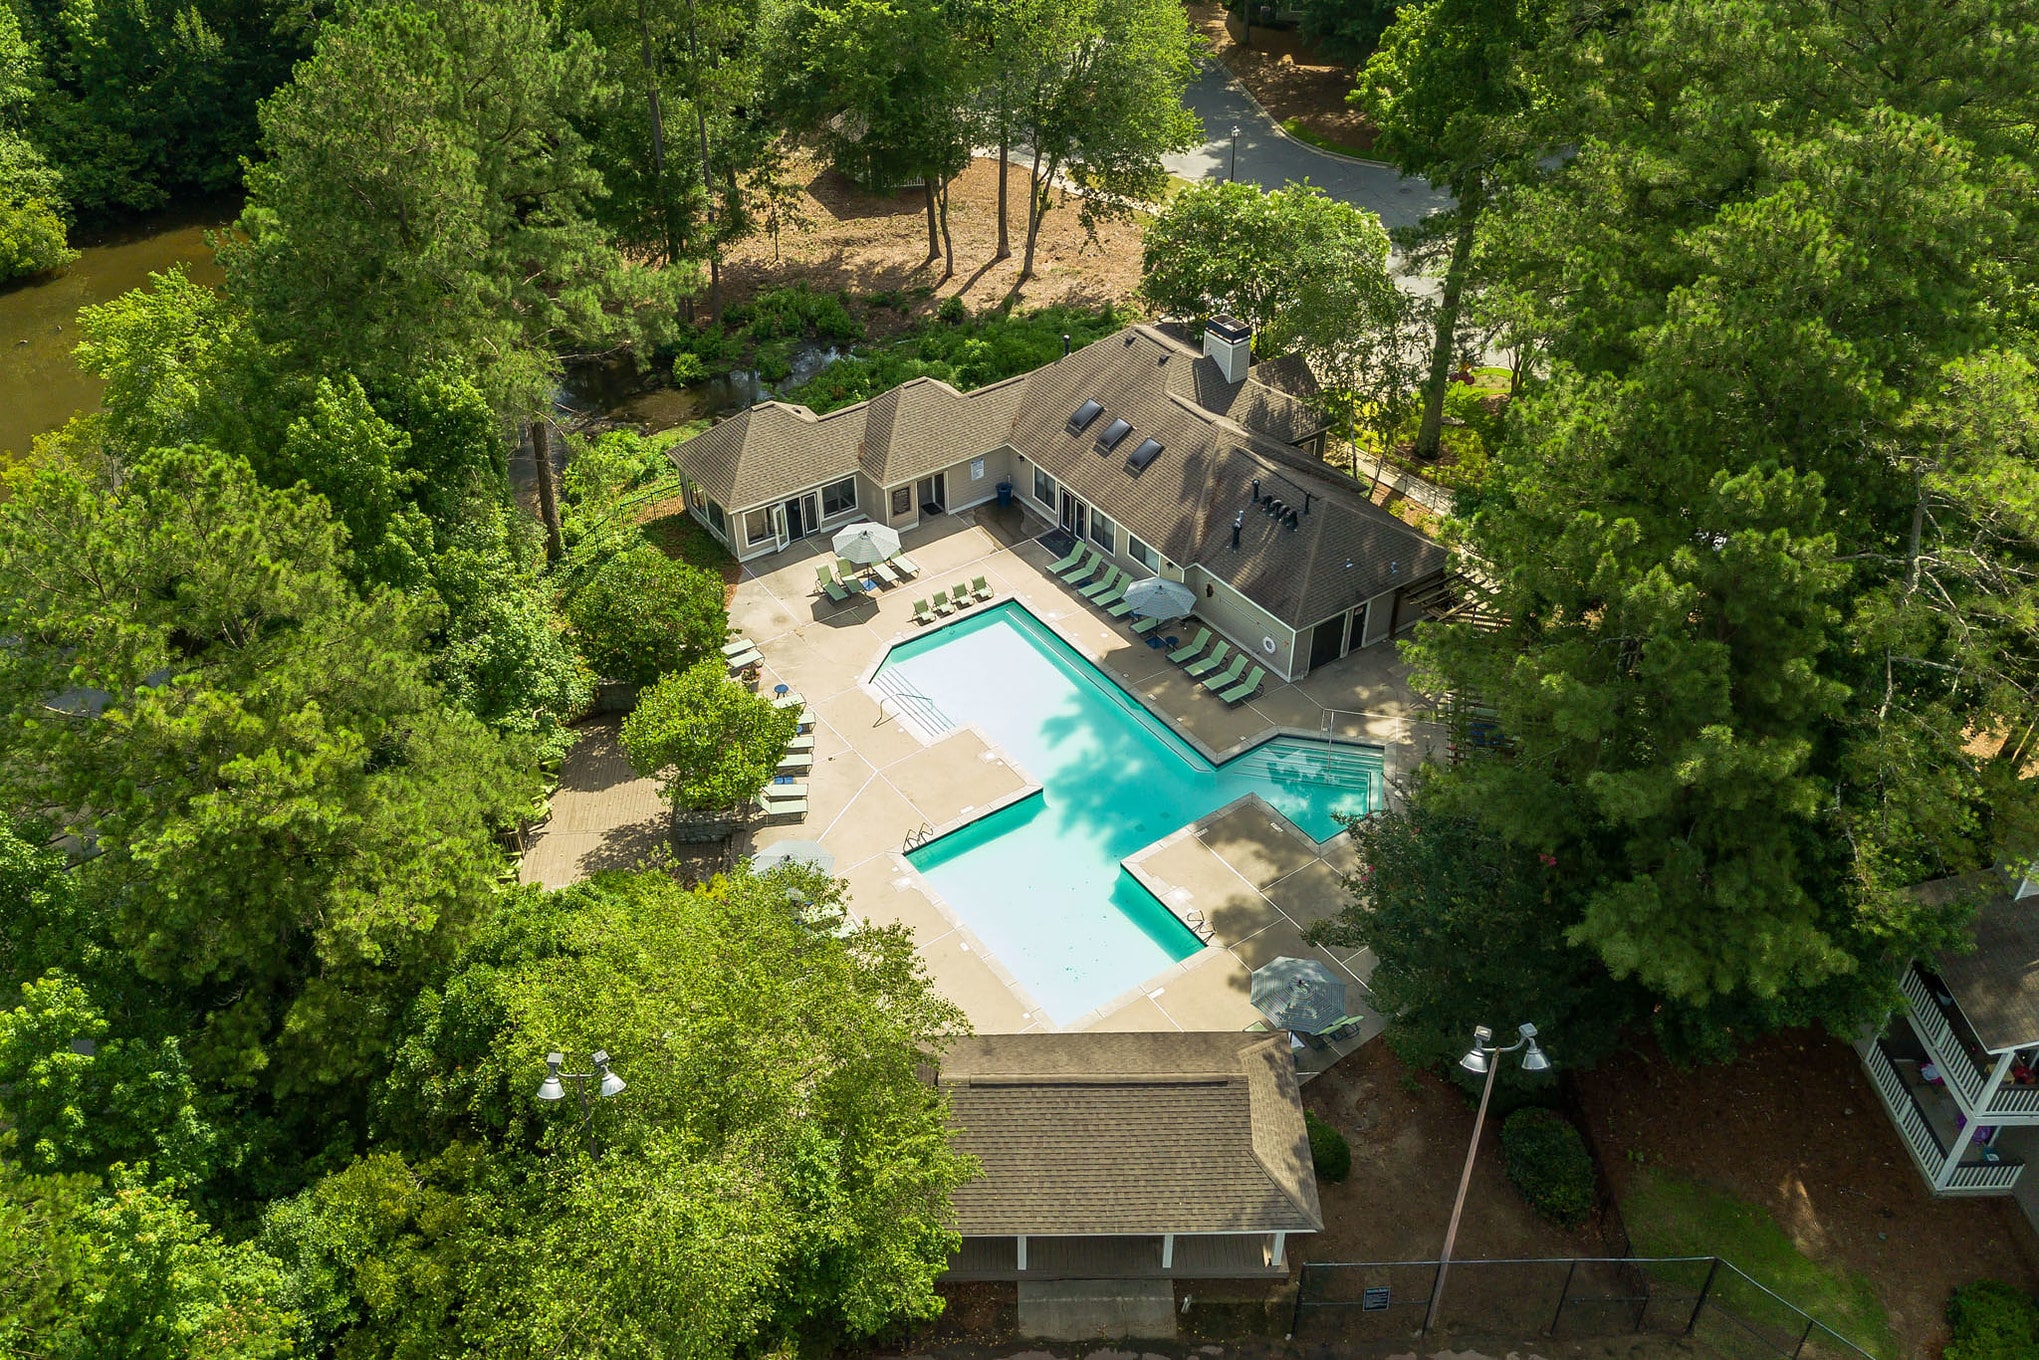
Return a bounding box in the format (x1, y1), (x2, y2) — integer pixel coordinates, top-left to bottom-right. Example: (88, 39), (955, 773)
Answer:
(2, 197), (843, 471)
(0, 199), (236, 461)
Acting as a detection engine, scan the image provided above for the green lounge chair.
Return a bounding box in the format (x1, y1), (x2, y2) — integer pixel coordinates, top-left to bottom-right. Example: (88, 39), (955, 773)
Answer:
(1201, 653), (1249, 694)
(1047, 541), (1086, 573)
(724, 646), (763, 671)
(817, 566), (850, 603)
(776, 752), (813, 773)
(764, 779), (809, 799)
(837, 558), (872, 590)
(931, 589), (953, 616)
(721, 637), (756, 657)
(1219, 665), (1266, 705)
(1091, 571), (1128, 606)
(1168, 628), (1211, 664)
(787, 733), (815, 752)
(1080, 567), (1121, 601)
(912, 598), (936, 625)
(892, 552), (921, 576)
(950, 581), (974, 609)
(870, 559), (903, 586)
(1184, 640), (1232, 679)
(1105, 593), (1135, 619)
(1059, 547), (1102, 584)
(756, 791), (807, 819)
(771, 690), (805, 709)
(971, 575), (993, 601)
(1131, 615), (1164, 635)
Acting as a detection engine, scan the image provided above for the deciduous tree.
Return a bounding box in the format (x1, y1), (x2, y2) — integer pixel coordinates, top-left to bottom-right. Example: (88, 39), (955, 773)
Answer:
(619, 663), (798, 808)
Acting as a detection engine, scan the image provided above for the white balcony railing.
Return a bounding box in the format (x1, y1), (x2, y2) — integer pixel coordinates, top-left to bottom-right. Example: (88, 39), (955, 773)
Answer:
(1900, 967), (1989, 1106)
(1863, 1040), (1949, 1177)
(1947, 1160), (2024, 1192)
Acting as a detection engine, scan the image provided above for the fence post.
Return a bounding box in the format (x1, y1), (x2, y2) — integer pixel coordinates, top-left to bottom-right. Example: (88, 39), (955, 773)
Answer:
(1793, 1315), (1817, 1359)
(1285, 1262), (1310, 1341)
(1547, 1258), (1578, 1336)
(1688, 1257), (1721, 1336)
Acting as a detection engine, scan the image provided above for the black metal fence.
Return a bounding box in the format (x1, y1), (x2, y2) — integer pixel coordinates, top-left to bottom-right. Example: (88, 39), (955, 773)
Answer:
(1287, 1257), (1879, 1360)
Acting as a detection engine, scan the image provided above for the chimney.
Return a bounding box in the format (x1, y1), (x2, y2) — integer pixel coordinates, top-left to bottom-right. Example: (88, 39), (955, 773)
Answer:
(1204, 315), (1252, 384)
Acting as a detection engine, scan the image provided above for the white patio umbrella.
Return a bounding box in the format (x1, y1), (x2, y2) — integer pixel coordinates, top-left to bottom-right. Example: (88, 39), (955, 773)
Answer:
(751, 839), (836, 874)
(831, 521), (902, 565)
(1122, 576), (1197, 620)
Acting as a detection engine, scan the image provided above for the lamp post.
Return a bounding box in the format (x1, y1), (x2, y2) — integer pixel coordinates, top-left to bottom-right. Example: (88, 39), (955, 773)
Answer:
(1230, 125), (1241, 181)
(536, 1048), (627, 1158)
(1423, 1022), (1550, 1333)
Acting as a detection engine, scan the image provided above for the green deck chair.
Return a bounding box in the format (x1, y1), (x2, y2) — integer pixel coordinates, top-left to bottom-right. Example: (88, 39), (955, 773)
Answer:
(817, 565), (850, 603)
(1059, 547), (1102, 584)
(1168, 627), (1211, 663)
(1184, 640), (1232, 679)
(1201, 653), (1250, 694)
(1047, 540), (1086, 573)
(1219, 665), (1265, 706)
(950, 581), (973, 609)
(912, 598), (936, 625)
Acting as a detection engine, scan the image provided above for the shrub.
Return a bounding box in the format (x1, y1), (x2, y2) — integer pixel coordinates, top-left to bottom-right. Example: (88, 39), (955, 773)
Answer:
(1500, 1108), (1596, 1226)
(936, 295), (966, 323)
(1305, 1112), (1350, 1183)
(670, 351), (707, 385)
(0, 195), (76, 281)
(726, 283), (862, 344)
(620, 662), (800, 811)
(1946, 1281), (2039, 1360)
(781, 303), (1123, 413)
(565, 543), (726, 685)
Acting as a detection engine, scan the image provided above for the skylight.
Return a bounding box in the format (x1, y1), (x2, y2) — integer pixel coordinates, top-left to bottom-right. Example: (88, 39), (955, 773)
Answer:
(1066, 400), (1104, 434)
(1124, 438), (1163, 473)
(1095, 418), (1133, 453)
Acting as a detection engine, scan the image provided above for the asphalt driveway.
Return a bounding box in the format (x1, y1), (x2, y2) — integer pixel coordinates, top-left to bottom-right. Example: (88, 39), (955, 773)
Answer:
(1165, 62), (1449, 232)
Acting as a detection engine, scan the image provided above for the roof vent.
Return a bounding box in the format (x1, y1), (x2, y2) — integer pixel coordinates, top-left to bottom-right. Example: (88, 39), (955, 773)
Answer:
(1124, 438), (1164, 474)
(1066, 399), (1104, 435)
(1095, 418), (1133, 453)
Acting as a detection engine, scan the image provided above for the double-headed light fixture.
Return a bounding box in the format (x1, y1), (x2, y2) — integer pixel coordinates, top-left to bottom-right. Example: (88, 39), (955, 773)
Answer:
(536, 1048), (627, 1156)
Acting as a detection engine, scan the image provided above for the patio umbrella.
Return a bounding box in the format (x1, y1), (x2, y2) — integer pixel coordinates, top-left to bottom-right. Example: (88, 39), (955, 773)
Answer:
(1122, 576), (1197, 620)
(831, 521), (902, 565)
(751, 839), (837, 874)
(1250, 956), (1350, 1034)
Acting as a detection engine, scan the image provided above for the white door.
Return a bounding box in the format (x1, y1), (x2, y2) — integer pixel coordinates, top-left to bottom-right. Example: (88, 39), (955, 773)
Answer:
(771, 502), (790, 552)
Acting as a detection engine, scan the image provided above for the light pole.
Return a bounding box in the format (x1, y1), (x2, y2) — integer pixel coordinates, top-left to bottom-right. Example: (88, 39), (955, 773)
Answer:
(1230, 125), (1241, 182)
(1423, 1022), (1550, 1333)
(536, 1048), (627, 1158)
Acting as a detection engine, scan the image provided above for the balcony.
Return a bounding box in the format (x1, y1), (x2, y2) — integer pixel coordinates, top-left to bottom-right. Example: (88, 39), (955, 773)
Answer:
(1899, 966), (2039, 1118)
(1862, 1039), (2024, 1194)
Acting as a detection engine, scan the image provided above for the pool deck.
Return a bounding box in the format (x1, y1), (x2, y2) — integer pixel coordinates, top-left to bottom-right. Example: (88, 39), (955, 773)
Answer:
(532, 503), (1443, 1055)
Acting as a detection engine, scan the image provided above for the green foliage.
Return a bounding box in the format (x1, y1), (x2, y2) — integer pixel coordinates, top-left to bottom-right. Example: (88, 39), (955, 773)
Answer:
(1292, 0), (1401, 59)
(1946, 1282), (2039, 1360)
(784, 303), (1122, 412)
(0, 445), (534, 1112)
(0, 1163), (300, 1359)
(936, 294), (966, 323)
(297, 870), (976, 1356)
(620, 663), (798, 810)
(726, 283), (863, 343)
(1309, 793), (1637, 1087)
(1498, 1108), (1594, 1226)
(566, 544), (728, 686)
(1304, 1111), (1350, 1182)
(223, 0), (688, 417)
(0, 8), (75, 279)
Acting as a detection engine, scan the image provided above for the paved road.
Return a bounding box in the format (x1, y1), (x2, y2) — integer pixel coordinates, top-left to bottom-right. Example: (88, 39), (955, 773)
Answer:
(1165, 62), (1449, 231)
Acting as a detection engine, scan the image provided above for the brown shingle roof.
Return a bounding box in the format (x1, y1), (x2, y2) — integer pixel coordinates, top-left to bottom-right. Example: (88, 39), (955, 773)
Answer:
(1920, 871), (2039, 1052)
(940, 1032), (1322, 1236)
(673, 400), (866, 509)
(862, 375), (1027, 486)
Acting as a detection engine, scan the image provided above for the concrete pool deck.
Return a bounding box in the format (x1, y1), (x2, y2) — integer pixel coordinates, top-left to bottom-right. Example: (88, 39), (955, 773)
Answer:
(529, 503), (1443, 1049)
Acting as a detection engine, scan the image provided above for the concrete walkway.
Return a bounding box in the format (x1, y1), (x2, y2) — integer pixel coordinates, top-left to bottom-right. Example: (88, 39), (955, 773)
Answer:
(1167, 62), (1449, 232)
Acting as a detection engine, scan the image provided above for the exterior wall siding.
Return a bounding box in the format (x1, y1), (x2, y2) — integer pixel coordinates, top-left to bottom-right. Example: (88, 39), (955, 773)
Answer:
(1186, 568), (1301, 681)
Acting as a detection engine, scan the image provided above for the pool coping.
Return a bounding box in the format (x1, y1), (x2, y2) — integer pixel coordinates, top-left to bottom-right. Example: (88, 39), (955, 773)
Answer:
(856, 598), (1380, 1032)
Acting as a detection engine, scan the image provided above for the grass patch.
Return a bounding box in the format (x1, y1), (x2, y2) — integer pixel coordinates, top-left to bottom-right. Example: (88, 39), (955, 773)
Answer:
(1623, 1170), (1896, 1358)
(1280, 118), (1374, 159)
(641, 509), (733, 574)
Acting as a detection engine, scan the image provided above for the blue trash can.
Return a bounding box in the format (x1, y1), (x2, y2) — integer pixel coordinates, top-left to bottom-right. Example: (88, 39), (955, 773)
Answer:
(996, 480), (1013, 508)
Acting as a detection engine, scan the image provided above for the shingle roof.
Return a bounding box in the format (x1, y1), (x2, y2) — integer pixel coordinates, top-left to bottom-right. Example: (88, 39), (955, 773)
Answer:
(1919, 871), (2039, 1052)
(940, 1032), (1322, 1237)
(674, 400), (866, 509)
(668, 324), (1444, 627)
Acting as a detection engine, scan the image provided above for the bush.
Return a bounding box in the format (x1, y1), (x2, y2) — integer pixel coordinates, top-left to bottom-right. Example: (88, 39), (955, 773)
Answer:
(782, 303), (1123, 413)
(1947, 1281), (2039, 1360)
(565, 543), (727, 686)
(0, 194), (76, 281)
(1499, 1108), (1596, 1226)
(670, 351), (707, 385)
(1305, 1112), (1351, 1183)
(620, 662), (800, 811)
(726, 283), (862, 344)
(936, 295), (966, 324)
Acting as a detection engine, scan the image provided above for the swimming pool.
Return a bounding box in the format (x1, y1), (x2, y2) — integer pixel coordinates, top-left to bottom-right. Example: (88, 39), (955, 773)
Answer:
(875, 602), (1384, 1023)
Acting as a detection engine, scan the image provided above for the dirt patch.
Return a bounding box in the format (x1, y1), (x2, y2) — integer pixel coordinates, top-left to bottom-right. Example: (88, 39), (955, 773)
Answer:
(1576, 1029), (2039, 1359)
(720, 153), (1149, 330)
(1188, 2), (1378, 156)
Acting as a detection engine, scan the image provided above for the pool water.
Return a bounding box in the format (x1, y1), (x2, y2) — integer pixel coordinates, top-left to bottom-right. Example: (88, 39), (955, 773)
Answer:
(877, 602), (1384, 1023)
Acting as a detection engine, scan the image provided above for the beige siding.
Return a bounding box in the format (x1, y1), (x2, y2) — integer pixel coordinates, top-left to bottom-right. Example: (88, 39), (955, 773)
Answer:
(1186, 568), (1300, 680)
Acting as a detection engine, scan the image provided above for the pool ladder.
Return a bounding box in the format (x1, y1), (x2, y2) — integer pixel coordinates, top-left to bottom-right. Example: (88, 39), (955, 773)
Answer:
(873, 672), (954, 741)
(903, 822), (934, 851)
